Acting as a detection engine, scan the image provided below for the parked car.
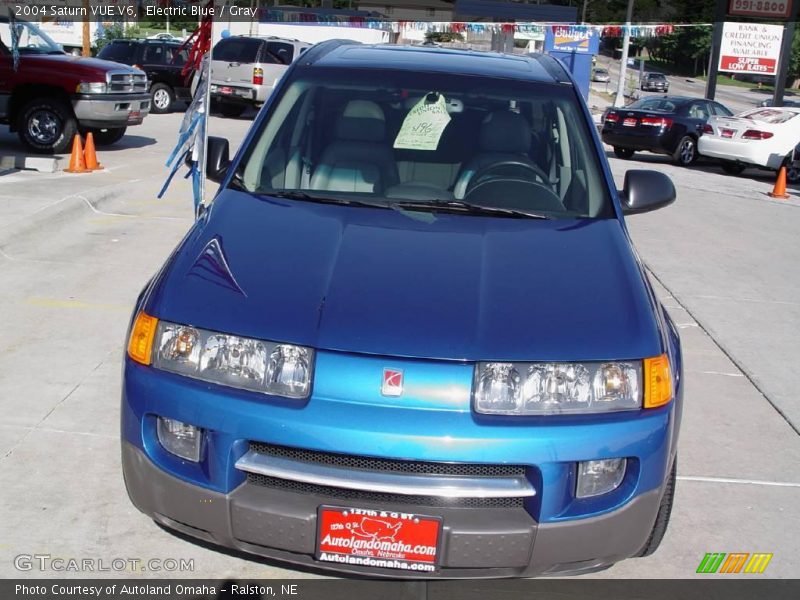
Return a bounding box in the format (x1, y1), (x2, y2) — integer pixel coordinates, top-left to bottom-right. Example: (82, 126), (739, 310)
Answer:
(640, 72), (669, 92)
(207, 35), (310, 118)
(592, 67), (610, 82)
(758, 97), (800, 108)
(0, 17), (149, 153)
(602, 95), (733, 165)
(98, 38), (192, 114)
(698, 106), (800, 182)
(122, 41), (682, 578)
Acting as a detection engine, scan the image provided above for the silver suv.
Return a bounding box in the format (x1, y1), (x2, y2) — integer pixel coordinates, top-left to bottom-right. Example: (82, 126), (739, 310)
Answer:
(209, 35), (310, 118)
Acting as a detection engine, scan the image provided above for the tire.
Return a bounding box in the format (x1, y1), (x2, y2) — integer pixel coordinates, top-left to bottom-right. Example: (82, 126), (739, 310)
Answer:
(218, 102), (246, 118)
(17, 98), (77, 154)
(784, 154), (800, 184)
(673, 135), (698, 165)
(614, 146), (635, 159)
(86, 127), (127, 146)
(721, 161), (746, 176)
(636, 457), (676, 557)
(150, 83), (174, 114)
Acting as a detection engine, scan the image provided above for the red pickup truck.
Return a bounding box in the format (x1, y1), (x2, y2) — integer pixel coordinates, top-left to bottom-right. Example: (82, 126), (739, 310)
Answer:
(0, 17), (150, 153)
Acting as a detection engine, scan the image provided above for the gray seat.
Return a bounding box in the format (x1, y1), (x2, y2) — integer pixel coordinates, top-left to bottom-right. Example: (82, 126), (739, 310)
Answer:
(453, 110), (538, 199)
(309, 100), (399, 194)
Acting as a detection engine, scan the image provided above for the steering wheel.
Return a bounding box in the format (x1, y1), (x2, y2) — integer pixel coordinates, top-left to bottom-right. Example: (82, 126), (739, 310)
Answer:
(464, 160), (563, 209)
(466, 160), (551, 193)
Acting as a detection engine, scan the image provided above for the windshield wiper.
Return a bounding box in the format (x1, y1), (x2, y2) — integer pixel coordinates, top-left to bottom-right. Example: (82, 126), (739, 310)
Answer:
(260, 190), (389, 210)
(394, 199), (552, 219)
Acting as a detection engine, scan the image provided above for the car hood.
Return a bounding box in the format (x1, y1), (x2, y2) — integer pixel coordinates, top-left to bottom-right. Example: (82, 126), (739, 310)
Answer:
(147, 191), (662, 361)
(21, 54), (141, 77)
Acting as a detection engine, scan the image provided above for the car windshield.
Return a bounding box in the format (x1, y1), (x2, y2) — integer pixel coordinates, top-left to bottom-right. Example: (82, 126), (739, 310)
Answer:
(236, 67), (613, 219)
(0, 19), (62, 55)
(739, 108), (798, 124)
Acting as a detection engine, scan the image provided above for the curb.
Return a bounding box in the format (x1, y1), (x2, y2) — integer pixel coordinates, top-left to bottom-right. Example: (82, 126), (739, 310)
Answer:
(0, 181), (135, 248)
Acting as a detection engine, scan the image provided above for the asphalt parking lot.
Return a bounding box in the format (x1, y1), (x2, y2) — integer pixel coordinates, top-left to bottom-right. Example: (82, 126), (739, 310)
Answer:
(0, 108), (798, 579)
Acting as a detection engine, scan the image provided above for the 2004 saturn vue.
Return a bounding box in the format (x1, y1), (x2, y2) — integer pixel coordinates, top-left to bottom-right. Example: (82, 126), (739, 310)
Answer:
(122, 42), (682, 577)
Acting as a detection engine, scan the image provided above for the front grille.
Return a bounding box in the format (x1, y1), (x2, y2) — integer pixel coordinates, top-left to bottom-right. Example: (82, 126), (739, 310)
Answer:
(249, 442), (525, 478)
(246, 473), (524, 509)
(245, 442), (528, 509)
(108, 72), (148, 93)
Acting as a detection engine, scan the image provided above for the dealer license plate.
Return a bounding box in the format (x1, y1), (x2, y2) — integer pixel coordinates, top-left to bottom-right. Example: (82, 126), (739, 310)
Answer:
(623, 117), (637, 127)
(127, 110), (141, 123)
(219, 86), (234, 95)
(316, 506), (441, 572)
(721, 128), (735, 138)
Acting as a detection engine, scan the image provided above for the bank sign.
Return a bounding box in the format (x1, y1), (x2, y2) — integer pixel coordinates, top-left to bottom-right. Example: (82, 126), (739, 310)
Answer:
(719, 22), (784, 75)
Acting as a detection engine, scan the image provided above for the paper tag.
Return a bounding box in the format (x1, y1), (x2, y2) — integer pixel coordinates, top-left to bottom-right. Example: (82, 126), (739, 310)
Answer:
(393, 94), (451, 151)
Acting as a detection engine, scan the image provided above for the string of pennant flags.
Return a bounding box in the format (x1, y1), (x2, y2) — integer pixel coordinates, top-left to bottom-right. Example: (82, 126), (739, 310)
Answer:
(257, 14), (707, 38)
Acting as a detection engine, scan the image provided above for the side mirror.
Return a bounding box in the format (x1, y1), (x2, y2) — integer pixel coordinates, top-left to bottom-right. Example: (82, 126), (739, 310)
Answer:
(206, 136), (230, 183)
(620, 170), (676, 215)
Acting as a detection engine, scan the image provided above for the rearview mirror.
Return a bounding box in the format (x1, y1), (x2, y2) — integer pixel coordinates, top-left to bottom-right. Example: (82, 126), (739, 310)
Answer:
(620, 170), (676, 215)
(206, 136), (230, 183)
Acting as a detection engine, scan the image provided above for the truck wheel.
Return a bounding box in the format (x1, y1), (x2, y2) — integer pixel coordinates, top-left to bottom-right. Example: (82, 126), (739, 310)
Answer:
(218, 102), (246, 118)
(784, 154), (800, 184)
(614, 146), (635, 159)
(150, 83), (174, 114)
(18, 98), (77, 154)
(636, 458), (676, 557)
(87, 127), (127, 146)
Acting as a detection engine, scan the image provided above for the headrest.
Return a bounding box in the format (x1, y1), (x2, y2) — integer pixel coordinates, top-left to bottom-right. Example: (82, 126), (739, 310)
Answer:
(479, 111), (532, 153)
(336, 100), (386, 142)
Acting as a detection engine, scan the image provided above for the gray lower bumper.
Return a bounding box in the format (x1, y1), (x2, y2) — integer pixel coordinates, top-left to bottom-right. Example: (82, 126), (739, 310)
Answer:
(122, 442), (662, 578)
(72, 95), (150, 128)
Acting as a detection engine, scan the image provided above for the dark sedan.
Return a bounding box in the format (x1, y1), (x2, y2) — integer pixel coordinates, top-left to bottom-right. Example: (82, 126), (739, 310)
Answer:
(601, 96), (734, 165)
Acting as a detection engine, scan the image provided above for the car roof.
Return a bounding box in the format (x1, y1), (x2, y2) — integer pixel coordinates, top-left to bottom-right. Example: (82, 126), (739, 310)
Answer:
(308, 44), (569, 84)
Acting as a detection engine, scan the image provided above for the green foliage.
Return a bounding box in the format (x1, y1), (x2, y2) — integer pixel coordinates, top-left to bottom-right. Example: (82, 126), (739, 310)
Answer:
(425, 32), (465, 43)
(95, 23), (142, 52)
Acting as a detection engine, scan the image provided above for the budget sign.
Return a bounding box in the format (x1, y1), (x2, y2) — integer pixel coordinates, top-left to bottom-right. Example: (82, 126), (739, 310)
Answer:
(718, 22), (783, 76)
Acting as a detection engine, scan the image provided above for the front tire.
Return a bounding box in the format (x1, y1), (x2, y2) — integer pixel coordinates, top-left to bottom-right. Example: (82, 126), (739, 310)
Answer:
(150, 83), (174, 114)
(673, 135), (697, 165)
(636, 458), (676, 557)
(17, 98), (77, 154)
(614, 146), (635, 159)
(721, 161), (746, 176)
(86, 127), (127, 146)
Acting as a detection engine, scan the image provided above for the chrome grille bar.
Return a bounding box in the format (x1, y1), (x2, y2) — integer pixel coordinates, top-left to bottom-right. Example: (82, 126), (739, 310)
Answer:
(235, 450), (535, 499)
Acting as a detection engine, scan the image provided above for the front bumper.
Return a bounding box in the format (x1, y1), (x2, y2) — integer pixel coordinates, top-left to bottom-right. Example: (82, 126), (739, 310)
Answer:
(72, 93), (151, 129)
(121, 347), (679, 577)
(123, 441), (662, 577)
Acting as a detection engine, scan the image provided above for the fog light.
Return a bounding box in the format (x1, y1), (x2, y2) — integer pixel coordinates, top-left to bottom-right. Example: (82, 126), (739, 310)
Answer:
(157, 417), (202, 462)
(576, 458), (626, 498)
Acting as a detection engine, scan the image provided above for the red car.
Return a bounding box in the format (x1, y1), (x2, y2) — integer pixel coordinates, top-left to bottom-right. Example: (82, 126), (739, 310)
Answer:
(0, 17), (150, 153)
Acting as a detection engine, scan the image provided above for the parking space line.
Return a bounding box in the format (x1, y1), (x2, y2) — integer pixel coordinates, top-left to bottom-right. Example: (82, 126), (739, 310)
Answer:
(697, 370), (744, 377)
(25, 297), (129, 312)
(678, 475), (800, 488)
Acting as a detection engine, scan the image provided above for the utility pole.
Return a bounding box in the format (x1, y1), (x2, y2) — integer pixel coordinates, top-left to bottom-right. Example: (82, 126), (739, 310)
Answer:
(82, 0), (90, 57)
(704, 0), (728, 101)
(614, 0), (634, 107)
(581, 0), (589, 24)
(772, 0), (800, 107)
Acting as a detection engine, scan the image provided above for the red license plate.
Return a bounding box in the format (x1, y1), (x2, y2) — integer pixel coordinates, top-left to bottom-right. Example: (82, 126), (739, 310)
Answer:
(316, 506), (441, 572)
(219, 86), (234, 95)
(127, 110), (141, 122)
(623, 117), (637, 127)
(721, 128), (735, 138)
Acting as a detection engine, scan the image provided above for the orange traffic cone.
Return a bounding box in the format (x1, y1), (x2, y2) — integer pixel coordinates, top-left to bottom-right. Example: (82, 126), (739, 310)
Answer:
(83, 132), (103, 171)
(64, 134), (87, 173)
(768, 166), (790, 199)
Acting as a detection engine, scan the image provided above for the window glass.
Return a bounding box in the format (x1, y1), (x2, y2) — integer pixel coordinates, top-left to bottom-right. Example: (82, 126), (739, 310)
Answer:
(212, 38), (261, 63)
(236, 68), (614, 219)
(98, 41), (138, 63)
(142, 44), (165, 64)
(264, 42), (294, 65)
(739, 108), (798, 124)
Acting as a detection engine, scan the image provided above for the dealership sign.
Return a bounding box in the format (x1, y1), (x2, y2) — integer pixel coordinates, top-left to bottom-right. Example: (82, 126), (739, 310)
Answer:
(718, 22), (784, 75)
(728, 0), (792, 19)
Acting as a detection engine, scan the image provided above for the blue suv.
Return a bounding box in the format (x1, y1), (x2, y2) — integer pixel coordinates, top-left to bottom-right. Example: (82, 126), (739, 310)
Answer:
(122, 42), (682, 577)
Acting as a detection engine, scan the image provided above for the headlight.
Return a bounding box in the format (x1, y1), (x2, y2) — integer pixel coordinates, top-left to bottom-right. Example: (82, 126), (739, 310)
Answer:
(474, 361), (641, 415)
(152, 321), (313, 398)
(77, 82), (108, 94)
